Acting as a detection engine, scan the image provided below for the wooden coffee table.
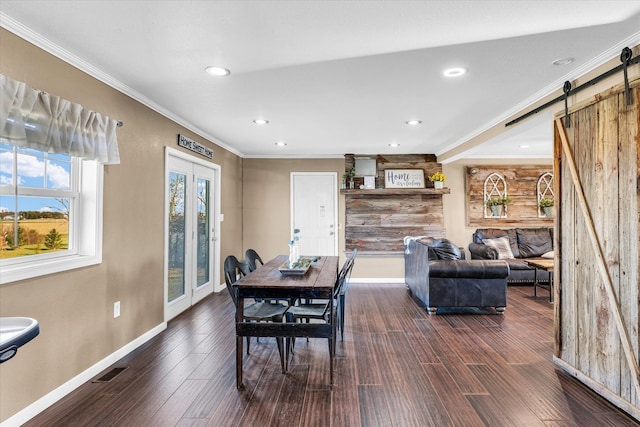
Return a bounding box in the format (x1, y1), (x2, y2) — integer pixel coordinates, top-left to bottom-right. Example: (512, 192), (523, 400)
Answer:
(526, 258), (554, 302)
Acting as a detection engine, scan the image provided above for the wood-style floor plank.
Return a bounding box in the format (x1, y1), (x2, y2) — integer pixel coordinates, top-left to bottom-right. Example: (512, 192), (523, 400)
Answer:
(23, 283), (639, 427)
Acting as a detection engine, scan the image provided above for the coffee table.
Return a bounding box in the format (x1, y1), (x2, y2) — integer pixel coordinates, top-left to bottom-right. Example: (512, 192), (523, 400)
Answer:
(526, 258), (554, 302)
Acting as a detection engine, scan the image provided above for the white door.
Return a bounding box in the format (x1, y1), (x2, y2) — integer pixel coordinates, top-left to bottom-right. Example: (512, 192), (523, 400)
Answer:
(165, 149), (219, 320)
(291, 173), (337, 256)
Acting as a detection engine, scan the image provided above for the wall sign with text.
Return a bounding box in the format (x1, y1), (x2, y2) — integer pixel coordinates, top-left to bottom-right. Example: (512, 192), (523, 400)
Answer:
(384, 169), (425, 188)
(177, 134), (214, 159)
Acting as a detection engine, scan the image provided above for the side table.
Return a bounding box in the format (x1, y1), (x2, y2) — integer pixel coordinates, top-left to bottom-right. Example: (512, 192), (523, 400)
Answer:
(526, 258), (554, 303)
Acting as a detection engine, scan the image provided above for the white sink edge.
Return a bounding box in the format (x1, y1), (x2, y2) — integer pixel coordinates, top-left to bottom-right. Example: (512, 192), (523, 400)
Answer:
(0, 317), (39, 348)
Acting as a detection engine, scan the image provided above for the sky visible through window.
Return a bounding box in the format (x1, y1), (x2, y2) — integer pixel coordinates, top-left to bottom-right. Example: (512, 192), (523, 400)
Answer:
(0, 144), (71, 214)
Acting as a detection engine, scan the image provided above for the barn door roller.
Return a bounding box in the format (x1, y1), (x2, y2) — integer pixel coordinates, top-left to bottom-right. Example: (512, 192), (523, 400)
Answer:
(563, 81), (572, 128)
(621, 47), (633, 106)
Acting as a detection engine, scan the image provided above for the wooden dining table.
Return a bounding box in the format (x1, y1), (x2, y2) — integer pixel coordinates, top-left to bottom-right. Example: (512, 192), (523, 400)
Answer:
(233, 254), (339, 389)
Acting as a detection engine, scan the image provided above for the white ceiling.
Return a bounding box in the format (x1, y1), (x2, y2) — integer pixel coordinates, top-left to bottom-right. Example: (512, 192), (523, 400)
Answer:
(1, 1), (639, 161)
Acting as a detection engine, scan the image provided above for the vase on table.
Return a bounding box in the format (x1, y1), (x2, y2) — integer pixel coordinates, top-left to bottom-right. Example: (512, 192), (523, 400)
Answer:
(288, 243), (300, 266)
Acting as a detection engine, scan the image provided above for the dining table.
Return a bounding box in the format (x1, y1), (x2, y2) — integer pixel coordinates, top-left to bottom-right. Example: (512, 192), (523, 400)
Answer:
(233, 254), (339, 389)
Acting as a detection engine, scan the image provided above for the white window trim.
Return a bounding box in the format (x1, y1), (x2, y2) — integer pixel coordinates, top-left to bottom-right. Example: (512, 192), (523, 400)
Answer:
(0, 160), (103, 284)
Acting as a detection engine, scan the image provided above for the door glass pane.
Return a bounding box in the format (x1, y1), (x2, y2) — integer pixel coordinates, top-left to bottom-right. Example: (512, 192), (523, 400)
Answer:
(196, 178), (210, 287)
(168, 172), (186, 302)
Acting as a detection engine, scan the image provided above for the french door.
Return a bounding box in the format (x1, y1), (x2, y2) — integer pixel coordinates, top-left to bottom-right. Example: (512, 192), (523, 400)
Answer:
(165, 148), (220, 320)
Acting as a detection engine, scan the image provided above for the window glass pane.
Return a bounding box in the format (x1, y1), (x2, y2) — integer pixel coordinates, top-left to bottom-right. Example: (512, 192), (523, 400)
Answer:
(0, 196), (69, 259)
(168, 172), (186, 302)
(196, 178), (210, 287)
(0, 145), (13, 186)
(17, 151), (45, 189)
(47, 158), (71, 190)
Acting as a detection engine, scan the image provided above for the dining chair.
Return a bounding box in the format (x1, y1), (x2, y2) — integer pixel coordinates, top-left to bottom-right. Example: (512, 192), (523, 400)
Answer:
(244, 249), (264, 272)
(285, 263), (350, 385)
(224, 255), (289, 373)
(338, 249), (357, 340)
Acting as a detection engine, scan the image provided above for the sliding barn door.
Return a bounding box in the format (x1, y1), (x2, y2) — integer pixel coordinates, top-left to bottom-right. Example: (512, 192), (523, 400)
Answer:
(555, 77), (639, 416)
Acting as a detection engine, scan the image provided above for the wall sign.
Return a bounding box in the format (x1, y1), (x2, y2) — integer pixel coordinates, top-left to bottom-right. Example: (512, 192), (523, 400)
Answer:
(384, 169), (425, 189)
(177, 134), (213, 159)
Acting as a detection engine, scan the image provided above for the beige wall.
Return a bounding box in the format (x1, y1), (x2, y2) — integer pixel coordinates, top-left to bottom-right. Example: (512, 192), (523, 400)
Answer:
(0, 29), (244, 422)
(242, 158), (343, 258)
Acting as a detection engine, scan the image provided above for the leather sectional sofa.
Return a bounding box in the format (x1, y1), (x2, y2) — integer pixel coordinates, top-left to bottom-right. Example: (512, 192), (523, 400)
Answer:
(404, 237), (509, 314)
(468, 228), (553, 284)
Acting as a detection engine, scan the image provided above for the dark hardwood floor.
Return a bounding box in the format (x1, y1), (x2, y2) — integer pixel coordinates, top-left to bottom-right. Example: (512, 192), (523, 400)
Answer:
(26, 283), (639, 426)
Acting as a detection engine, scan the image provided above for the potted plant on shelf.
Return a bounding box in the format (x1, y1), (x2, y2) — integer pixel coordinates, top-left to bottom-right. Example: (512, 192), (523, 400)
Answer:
(486, 196), (511, 217)
(429, 171), (446, 189)
(343, 166), (356, 189)
(539, 197), (555, 218)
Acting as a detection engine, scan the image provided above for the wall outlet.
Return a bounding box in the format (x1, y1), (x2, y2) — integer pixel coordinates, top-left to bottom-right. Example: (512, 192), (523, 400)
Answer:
(114, 301), (121, 318)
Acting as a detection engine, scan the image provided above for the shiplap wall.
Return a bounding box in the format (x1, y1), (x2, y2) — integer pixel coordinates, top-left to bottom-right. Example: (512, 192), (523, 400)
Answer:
(465, 165), (554, 227)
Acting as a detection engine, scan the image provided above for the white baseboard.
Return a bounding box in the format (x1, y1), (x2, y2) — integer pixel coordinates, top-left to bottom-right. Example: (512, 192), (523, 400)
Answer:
(349, 278), (405, 284)
(554, 356), (640, 422)
(1, 322), (167, 427)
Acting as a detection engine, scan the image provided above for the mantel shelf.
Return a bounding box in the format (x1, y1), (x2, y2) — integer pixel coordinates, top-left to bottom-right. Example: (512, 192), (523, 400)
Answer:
(340, 188), (450, 195)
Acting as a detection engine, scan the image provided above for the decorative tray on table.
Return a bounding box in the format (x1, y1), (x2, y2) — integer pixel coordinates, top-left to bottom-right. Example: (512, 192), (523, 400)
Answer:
(278, 257), (318, 276)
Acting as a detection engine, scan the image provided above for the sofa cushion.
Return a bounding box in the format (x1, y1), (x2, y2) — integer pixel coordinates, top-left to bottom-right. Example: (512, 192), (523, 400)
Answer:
(505, 259), (534, 270)
(429, 260), (509, 279)
(482, 237), (514, 259)
(475, 228), (519, 258)
(516, 228), (552, 258)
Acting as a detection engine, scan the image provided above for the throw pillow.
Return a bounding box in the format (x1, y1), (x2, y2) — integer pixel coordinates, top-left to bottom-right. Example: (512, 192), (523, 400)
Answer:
(541, 251), (554, 259)
(482, 236), (515, 259)
(431, 239), (462, 260)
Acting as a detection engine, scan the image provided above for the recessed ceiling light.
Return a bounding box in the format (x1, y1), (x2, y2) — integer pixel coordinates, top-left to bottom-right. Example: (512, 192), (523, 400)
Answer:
(405, 120), (422, 126)
(552, 57), (574, 66)
(275, 141), (287, 147)
(205, 66), (231, 76)
(443, 67), (466, 77)
(253, 119), (269, 125)
(519, 144), (530, 149)
(388, 143), (400, 148)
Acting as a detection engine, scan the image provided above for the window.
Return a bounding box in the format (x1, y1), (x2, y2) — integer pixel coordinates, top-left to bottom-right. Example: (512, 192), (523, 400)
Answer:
(0, 74), (118, 284)
(0, 143), (103, 284)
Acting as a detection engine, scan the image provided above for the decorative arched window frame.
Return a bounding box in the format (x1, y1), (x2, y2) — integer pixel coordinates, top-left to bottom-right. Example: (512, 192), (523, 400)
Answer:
(537, 172), (554, 218)
(483, 172), (508, 218)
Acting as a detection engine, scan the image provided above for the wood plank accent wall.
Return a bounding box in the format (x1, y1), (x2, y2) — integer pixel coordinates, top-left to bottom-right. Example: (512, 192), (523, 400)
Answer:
(555, 78), (640, 416)
(343, 154), (447, 253)
(466, 165), (554, 227)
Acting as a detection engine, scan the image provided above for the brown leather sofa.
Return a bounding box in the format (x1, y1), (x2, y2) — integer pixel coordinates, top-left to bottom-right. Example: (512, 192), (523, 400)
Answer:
(468, 228), (553, 284)
(404, 237), (509, 314)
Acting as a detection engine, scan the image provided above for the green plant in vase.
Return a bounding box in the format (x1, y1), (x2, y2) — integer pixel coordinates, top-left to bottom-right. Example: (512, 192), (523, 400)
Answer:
(539, 198), (555, 218)
(288, 228), (301, 266)
(344, 166), (355, 189)
(486, 196), (511, 217)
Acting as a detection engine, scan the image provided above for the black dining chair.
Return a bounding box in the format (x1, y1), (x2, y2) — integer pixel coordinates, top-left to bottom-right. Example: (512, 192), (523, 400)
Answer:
(224, 255), (288, 373)
(285, 261), (351, 385)
(244, 249), (264, 272)
(338, 249), (357, 340)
